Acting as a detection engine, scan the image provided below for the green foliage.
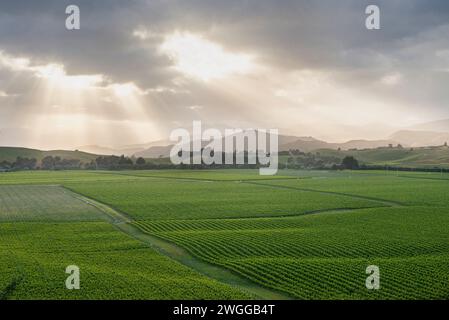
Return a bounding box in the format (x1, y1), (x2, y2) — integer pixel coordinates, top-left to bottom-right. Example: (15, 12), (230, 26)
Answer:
(341, 156), (359, 169)
(136, 157), (146, 165)
(0, 222), (248, 299)
(134, 203), (449, 299)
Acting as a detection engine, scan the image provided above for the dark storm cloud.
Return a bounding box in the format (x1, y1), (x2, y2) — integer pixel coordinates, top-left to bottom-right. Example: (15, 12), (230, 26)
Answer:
(0, 0), (177, 88)
(1, 0), (448, 80)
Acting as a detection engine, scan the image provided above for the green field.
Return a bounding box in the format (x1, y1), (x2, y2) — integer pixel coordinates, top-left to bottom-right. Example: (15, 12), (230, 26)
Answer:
(0, 185), (108, 222)
(0, 222), (248, 299)
(0, 169), (448, 299)
(134, 206), (449, 299)
(65, 178), (382, 220)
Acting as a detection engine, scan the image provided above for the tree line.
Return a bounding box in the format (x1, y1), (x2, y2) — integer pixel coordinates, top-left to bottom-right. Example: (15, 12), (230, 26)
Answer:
(0, 155), (149, 171)
(1, 153), (448, 173)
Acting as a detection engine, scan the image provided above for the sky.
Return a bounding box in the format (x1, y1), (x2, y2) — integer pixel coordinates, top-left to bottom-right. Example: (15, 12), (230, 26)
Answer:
(0, 0), (449, 149)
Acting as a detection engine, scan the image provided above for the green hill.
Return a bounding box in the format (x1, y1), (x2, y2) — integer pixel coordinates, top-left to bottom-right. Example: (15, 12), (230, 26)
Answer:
(316, 145), (449, 168)
(0, 147), (98, 164)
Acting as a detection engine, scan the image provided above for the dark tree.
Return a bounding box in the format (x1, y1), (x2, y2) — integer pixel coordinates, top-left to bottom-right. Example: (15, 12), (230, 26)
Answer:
(13, 157), (37, 170)
(136, 157), (146, 165)
(0, 160), (12, 171)
(341, 156), (359, 170)
(41, 156), (55, 170)
(119, 155), (133, 165)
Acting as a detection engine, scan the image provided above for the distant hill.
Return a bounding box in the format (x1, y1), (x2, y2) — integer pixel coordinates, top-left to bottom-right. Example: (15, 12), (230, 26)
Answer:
(314, 145), (449, 168)
(134, 145), (173, 158)
(0, 147), (98, 163)
(336, 139), (401, 150)
(77, 139), (172, 157)
(281, 135), (401, 152)
(77, 145), (142, 157)
(133, 133), (399, 158)
(389, 130), (449, 147)
(279, 137), (330, 152)
(409, 119), (449, 133)
(134, 132), (304, 158)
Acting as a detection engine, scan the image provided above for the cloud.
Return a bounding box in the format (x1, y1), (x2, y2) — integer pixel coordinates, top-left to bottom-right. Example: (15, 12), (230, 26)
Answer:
(380, 72), (403, 86)
(159, 32), (257, 81)
(0, 0), (448, 148)
(187, 105), (203, 110)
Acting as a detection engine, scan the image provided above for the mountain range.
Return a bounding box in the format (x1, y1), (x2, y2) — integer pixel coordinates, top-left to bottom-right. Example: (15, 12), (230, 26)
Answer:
(42, 118), (449, 158)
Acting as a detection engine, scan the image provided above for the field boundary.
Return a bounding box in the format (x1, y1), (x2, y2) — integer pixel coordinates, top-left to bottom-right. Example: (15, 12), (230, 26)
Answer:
(396, 175), (449, 182)
(244, 181), (406, 207)
(128, 206), (387, 223)
(61, 186), (134, 223)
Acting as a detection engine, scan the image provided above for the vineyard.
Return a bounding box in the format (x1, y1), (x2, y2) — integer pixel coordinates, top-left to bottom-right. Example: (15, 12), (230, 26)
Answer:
(65, 178), (383, 220)
(0, 221), (249, 299)
(133, 205), (449, 299)
(0, 178), (251, 299)
(1, 169), (448, 299)
(0, 185), (107, 222)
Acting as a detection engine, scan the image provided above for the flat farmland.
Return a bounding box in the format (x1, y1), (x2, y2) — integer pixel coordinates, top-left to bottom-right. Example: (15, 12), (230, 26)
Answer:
(0, 179), (252, 299)
(1, 169), (448, 299)
(65, 179), (383, 220)
(257, 173), (449, 206)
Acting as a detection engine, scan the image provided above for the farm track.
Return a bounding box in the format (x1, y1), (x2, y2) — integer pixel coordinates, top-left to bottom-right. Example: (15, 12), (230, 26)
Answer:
(65, 188), (293, 300)
(61, 186), (134, 223)
(243, 181), (406, 207)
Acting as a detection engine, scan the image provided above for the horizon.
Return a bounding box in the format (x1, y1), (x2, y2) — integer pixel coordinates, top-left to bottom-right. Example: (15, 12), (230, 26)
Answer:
(1, 116), (449, 151)
(2, 123), (449, 153)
